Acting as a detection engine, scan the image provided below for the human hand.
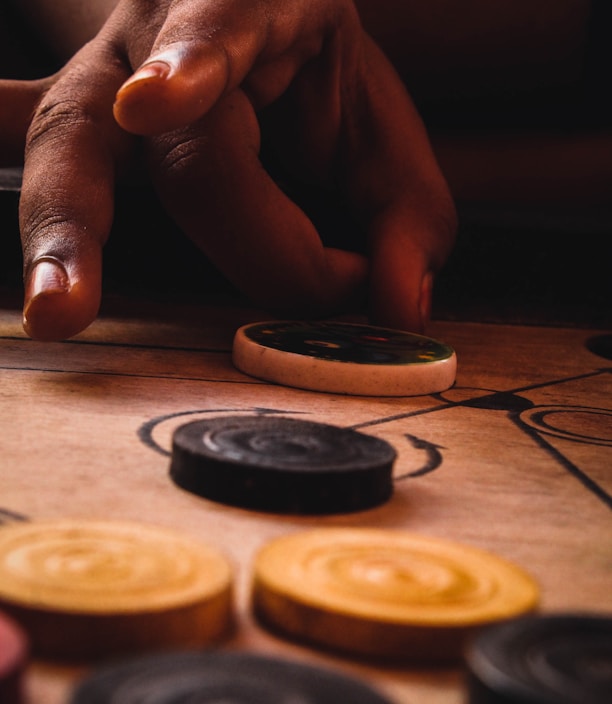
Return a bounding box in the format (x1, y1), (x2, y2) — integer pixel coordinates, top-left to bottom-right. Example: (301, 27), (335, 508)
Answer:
(8, 0), (456, 341)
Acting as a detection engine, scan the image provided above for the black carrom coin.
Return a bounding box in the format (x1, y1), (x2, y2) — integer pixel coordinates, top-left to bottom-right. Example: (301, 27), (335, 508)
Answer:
(69, 650), (395, 704)
(465, 613), (612, 703)
(170, 415), (396, 514)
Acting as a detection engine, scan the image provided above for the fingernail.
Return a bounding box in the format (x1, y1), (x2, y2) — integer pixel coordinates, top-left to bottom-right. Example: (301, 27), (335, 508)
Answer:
(419, 272), (434, 329)
(120, 60), (172, 93)
(25, 257), (70, 305)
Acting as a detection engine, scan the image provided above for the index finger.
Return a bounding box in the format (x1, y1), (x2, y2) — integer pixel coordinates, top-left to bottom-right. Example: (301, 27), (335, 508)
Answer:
(20, 44), (132, 341)
(148, 89), (369, 317)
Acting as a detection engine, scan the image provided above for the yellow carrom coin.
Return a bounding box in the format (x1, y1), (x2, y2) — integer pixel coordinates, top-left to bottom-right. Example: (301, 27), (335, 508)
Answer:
(252, 528), (540, 662)
(0, 520), (233, 659)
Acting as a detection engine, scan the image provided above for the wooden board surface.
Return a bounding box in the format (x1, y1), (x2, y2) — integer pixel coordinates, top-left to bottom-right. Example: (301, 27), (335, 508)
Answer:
(1, 297), (611, 704)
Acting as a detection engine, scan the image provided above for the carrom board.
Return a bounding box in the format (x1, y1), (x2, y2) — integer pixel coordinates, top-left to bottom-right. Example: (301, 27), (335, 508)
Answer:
(1, 295), (611, 704)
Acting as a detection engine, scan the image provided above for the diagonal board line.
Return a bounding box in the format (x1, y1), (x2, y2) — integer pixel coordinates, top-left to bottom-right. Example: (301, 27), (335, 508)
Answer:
(350, 372), (611, 511)
(351, 369), (611, 431)
(510, 412), (612, 511)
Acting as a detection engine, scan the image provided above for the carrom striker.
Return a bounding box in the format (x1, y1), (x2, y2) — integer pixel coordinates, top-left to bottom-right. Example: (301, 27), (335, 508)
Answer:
(232, 320), (457, 396)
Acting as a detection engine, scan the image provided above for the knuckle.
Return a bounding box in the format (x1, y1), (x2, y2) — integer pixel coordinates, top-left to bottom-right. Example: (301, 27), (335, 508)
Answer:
(160, 139), (202, 175)
(26, 97), (95, 154)
(151, 132), (211, 185)
(20, 200), (77, 256)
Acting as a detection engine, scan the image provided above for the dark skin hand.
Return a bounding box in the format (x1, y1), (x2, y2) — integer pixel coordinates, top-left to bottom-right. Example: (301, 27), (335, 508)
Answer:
(0, 0), (455, 341)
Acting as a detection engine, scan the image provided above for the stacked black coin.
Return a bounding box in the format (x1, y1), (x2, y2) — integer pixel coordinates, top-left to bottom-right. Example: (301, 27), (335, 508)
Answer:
(465, 613), (612, 703)
(170, 416), (396, 514)
(69, 650), (394, 704)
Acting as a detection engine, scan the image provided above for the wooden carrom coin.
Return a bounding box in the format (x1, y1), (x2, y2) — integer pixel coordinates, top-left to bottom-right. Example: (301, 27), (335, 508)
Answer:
(0, 520), (233, 659)
(69, 650), (395, 703)
(170, 415), (396, 514)
(465, 613), (612, 703)
(252, 528), (540, 662)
